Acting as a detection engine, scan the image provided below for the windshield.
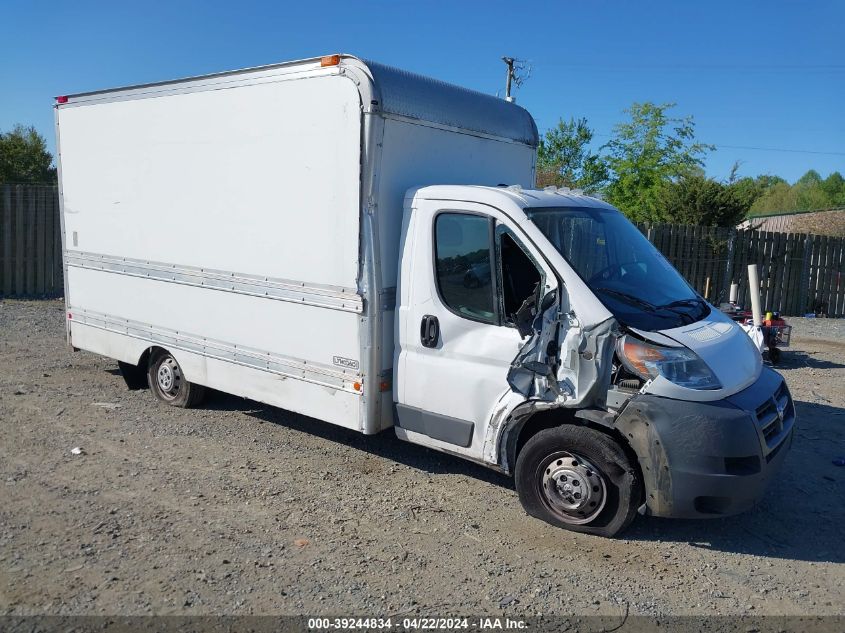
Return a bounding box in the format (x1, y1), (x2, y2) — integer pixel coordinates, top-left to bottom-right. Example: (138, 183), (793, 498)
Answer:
(526, 206), (709, 330)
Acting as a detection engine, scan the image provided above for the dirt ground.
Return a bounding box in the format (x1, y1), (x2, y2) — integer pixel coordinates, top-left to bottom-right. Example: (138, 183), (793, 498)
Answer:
(1, 300), (843, 617)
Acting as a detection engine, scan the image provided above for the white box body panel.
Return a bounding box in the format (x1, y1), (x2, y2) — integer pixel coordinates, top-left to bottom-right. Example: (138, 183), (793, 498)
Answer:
(70, 321), (361, 429)
(59, 68), (366, 430)
(59, 74), (362, 287)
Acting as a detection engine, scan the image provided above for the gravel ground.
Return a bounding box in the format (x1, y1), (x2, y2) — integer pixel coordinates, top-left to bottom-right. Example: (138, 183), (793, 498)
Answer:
(788, 316), (845, 342)
(1, 300), (843, 617)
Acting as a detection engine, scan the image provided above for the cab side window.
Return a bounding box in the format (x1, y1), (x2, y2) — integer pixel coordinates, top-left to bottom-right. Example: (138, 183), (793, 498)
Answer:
(497, 228), (543, 325)
(434, 213), (496, 323)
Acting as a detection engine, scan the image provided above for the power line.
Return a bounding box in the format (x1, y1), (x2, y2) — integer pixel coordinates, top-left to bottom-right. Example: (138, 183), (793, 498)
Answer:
(529, 63), (845, 72)
(711, 144), (845, 157)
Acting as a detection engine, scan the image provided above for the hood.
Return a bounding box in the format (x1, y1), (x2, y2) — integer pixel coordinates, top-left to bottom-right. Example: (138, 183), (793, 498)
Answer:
(639, 305), (763, 403)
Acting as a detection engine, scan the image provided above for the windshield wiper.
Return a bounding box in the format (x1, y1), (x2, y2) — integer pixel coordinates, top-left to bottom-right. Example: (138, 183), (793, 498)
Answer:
(657, 297), (705, 324)
(594, 287), (660, 313)
(660, 297), (704, 309)
(596, 288), (703, 323)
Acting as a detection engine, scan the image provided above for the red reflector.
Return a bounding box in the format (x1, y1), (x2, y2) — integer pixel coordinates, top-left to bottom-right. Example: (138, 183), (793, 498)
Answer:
(67, 313), (73, 319)
(56, 96), (68, 104)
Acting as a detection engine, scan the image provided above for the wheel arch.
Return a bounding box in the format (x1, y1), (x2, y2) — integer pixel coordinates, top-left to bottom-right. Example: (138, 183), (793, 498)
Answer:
(134, 345), (161, 370)
(504, 407), (645, 506)
(144, 345), (207, 408)
(134, 344), (207, 385)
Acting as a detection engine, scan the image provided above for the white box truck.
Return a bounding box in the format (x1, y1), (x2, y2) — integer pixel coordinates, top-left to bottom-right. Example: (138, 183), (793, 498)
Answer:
(55, 54), (794, 536)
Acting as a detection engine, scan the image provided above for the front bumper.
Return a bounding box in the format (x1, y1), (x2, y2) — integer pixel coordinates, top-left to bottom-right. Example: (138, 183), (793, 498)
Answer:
(614, 367), (795, 519)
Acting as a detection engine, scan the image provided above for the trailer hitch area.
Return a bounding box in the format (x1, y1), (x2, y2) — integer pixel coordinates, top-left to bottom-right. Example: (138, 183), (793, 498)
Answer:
(507, 290), (571, 402)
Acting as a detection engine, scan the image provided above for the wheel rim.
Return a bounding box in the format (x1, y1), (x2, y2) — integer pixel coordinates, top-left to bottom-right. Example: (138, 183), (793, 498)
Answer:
(538, 451), (608, 525)
(155, 356), (182, 400)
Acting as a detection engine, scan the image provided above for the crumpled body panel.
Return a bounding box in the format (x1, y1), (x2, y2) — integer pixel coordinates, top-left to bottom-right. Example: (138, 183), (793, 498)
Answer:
(507, 295), (616, 409)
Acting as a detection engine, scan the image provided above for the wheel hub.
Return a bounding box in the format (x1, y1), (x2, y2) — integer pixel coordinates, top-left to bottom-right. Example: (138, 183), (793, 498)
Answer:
(156, 358), (181, 397)
(540, 452), (607, 524)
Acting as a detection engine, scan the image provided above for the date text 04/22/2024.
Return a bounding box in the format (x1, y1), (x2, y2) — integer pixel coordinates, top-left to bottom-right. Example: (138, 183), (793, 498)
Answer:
(307, 618), (527, 630)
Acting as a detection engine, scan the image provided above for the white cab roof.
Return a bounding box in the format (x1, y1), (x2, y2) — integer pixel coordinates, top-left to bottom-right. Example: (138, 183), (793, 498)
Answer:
(408, 185), (617, 211)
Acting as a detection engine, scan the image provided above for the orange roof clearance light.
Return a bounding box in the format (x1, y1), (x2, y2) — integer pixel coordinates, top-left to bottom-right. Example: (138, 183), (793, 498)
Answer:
(320, 55), (341, 67)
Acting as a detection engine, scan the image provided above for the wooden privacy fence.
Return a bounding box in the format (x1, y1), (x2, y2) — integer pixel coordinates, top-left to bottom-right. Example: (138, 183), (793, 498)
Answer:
(0, 184), (843, 315)
(636, 223), (845, 318)
(0, 184), (63, 298)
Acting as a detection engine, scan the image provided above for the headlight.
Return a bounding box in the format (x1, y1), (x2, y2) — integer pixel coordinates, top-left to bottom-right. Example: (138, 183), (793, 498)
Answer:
(617, 335), (721, 390)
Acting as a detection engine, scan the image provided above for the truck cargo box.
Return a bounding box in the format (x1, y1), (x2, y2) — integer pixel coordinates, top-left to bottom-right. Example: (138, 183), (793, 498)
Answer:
(56, 54), (538, 433)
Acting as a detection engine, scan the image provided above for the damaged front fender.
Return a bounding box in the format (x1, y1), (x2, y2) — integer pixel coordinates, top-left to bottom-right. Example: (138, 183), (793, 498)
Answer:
(507, 291), (568, 402)
(489, 293), (619, 471)
(507, 290), (617, 409)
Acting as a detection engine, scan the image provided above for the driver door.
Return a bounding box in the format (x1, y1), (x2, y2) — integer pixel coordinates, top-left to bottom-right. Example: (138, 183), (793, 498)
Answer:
(395, 200), (556, 460)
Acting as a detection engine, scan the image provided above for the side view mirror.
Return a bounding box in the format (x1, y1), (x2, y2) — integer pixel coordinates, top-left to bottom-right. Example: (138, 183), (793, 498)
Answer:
(513, 297), (535, 338)
(539, 290), (557, 311)
(513, 289), (556, 338)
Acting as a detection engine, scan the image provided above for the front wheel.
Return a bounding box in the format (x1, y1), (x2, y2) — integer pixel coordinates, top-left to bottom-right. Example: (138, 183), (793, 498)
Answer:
(515, 425), (641, 537)
(147, 349), (206, 408)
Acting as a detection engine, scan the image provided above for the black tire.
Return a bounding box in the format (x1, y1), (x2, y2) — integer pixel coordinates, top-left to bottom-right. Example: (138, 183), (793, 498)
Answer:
(768, 347), (781, 364)
(515, 425), (641, 537)
(147, 349), (206, 408)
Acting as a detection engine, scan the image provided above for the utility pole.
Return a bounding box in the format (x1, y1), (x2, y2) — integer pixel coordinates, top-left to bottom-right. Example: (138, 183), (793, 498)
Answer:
(502, 56), (515, 102)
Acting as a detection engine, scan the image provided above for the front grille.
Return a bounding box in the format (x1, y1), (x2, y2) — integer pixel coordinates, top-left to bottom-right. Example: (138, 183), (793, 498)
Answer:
(756, 399), (782, 442)
(766, 433), (788, 463)
(762, 415), (782, 443)
(753, 379), (794, 454)
(775, 381), (790, 410)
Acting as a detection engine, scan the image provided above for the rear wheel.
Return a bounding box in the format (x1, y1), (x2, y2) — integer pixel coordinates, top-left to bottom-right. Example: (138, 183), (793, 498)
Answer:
(515, 425), (641, 537)
(147, 349), (206, 408)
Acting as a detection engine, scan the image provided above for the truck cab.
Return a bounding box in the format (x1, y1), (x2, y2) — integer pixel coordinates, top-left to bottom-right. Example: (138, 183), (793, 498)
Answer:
(394, 185), (795, 537)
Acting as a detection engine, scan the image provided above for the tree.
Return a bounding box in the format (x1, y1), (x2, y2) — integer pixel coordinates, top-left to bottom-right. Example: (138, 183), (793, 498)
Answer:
(659, 172), (747, 226)
(0, 125), (56, 184)
(791, 169), (828, 210)
(796, 169), (822, 187)
(729, 170), (786, 212)
(749, 170), (845, 215)
(600, 102), (713, 222)
(795, 178), (832, 210)
(536, 117), (607, 190)
(820, 172), (845, 206)
(749, 181), (799, 214)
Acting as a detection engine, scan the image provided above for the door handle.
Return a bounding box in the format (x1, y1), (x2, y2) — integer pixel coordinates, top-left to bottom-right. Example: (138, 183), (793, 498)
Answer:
(420, 315), (440, 348)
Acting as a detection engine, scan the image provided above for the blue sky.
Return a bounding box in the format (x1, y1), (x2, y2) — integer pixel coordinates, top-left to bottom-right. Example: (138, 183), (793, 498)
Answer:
(1, 0), (842, 183)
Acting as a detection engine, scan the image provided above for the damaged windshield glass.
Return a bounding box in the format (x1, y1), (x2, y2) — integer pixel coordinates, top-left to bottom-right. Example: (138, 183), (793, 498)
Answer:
(526, 206), (708, 330)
